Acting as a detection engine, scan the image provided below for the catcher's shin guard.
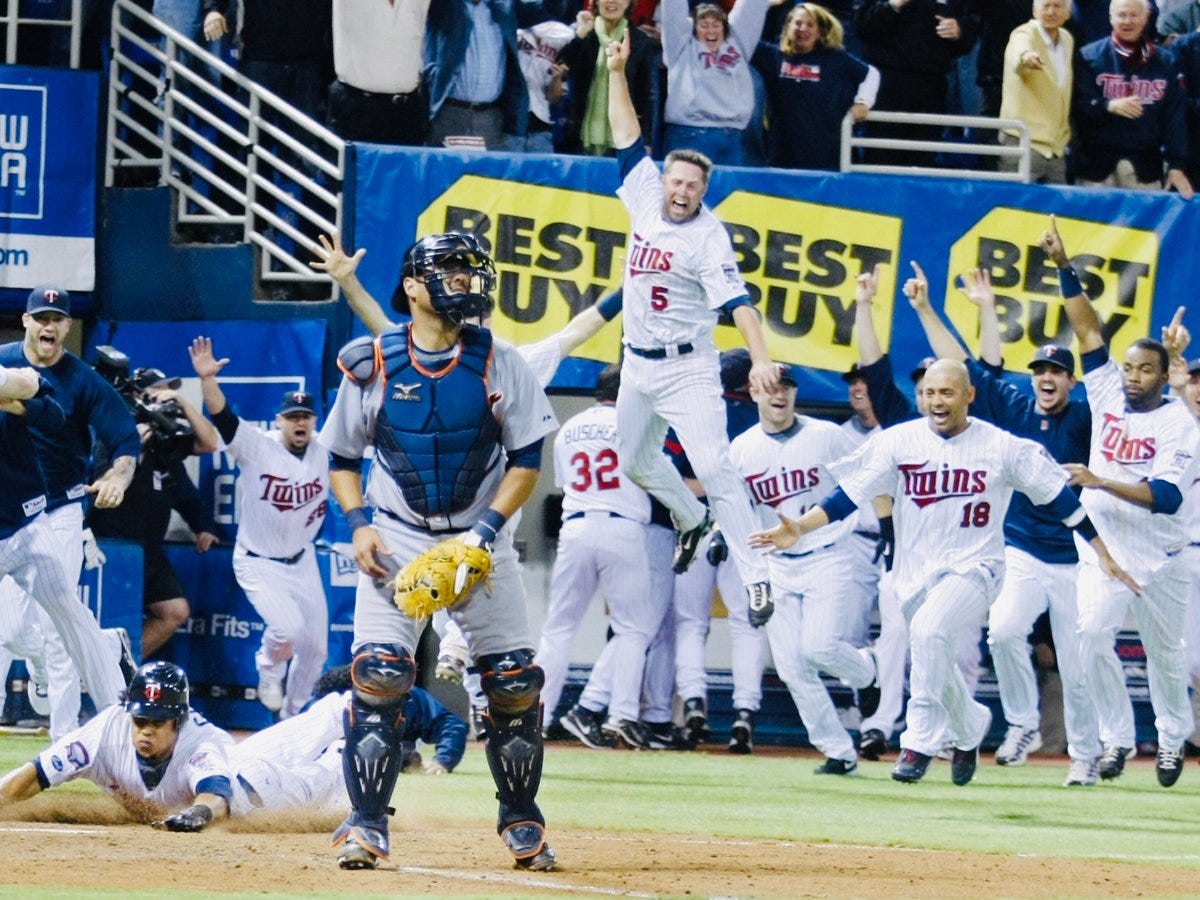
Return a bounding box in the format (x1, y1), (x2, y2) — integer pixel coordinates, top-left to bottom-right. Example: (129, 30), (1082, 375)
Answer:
(336, 643), (415, 856)
(477, 650), (546, 829)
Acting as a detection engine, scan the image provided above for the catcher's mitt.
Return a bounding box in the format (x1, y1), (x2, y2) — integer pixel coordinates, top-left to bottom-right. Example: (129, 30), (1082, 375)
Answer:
(392, 538), (492, 618)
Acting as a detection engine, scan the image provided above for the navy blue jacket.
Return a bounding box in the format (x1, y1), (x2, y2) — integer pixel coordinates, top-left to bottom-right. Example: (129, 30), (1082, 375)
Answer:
(0, 344), (141, 512)
(1170, 29), (1200, 170)
(0, 377), (65, 538)
(402, 686), (469, 771)
(1073, 37), (1189, 182)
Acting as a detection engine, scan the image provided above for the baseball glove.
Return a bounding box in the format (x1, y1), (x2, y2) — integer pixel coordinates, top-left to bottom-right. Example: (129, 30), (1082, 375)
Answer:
(392, 538), (492, 618)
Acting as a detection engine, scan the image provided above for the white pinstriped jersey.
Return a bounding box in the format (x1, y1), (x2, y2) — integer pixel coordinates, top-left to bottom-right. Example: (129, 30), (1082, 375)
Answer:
(554, 402), (650, 523)
(617, 155), (747, 349)
(730, 416), (857, 553)
(225, 424), (329, 558)
(319, 337), (558, 532)
(35, 706), (234, 815)
(839, 416), (881, 533)
(829, 418), (1071, 603)
(517, 333), (563, 389)
(1078, 359), (1200, 578)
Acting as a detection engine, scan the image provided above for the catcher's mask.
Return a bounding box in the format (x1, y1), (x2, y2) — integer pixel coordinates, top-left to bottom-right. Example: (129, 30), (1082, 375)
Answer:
(125, 661), (190, 724)
(391, 231), (496, 325)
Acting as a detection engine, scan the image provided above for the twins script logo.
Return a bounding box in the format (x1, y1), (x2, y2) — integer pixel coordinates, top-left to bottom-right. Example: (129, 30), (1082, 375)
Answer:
(779, 61), (821, 82)
(899, 461), (988, 508)
(1095, 74), (1167, 104)
(699, 44), (743, 71)
(1097, 412), (1156, 463)
(743, 465), (821, 507)
(628, 232), (674, 276)
(259, 474), (324, 511)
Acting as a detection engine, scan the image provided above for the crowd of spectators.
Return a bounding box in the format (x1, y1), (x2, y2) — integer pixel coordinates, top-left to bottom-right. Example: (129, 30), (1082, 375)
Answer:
(15, 0), (1200, 190)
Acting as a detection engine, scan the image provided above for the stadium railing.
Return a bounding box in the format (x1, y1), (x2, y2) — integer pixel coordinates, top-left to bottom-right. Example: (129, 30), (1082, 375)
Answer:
(2, 0), (81, 66)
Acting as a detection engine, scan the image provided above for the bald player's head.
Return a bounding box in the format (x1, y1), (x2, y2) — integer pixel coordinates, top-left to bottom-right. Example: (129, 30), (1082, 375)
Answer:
(922, 359), (975, 437)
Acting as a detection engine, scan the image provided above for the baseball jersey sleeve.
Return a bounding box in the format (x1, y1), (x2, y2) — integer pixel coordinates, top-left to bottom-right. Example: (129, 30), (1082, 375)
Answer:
(690, 222), (749, 311)
(516, 333), (564, 389)
(34, 713), (109, 788)
(1148, 403), (1199, 487)
(491, 340), (558, 454)
(317, 375), (372, 460)
(1006, 435), (1071, 507)
(827, 429), (896, 508)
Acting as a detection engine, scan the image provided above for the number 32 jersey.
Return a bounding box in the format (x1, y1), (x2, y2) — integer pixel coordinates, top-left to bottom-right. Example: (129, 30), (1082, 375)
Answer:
(553, 402), (650, 524)
(829, 417), (1071, 603)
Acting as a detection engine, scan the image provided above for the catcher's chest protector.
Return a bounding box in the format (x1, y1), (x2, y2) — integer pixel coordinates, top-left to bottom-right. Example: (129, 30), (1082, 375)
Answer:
(373, 324), (501, 518)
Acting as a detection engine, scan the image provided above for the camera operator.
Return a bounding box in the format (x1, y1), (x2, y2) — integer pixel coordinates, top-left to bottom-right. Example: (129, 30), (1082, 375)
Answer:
(88, 365), (220, 658)
(0, 286), (139, 738)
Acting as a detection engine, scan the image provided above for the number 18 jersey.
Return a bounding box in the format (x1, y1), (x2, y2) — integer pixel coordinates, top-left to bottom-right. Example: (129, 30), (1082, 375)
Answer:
(553, 402), (651, 523)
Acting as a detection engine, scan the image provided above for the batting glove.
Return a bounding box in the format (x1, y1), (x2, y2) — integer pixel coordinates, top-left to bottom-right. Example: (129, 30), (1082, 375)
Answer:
(705, 528), (728, 566)
(158, 804), (213, 832)
(873, 516), (894, 573)
(81, 528), (107, 570)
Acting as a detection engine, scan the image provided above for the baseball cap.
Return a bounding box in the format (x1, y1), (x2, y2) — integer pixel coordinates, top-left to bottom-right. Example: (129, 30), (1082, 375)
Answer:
(1028, 344), (1075, 375)
(277, 390), (317, 416)
(1188, 358), (1200, 376)
(909, 356), (937, 383)
(719, 348), (752, 393)
(841, 363), (865, 383)
(131, 367), (182, 391)
(26, 284), (72, 317)
(775, 362), (798, 387)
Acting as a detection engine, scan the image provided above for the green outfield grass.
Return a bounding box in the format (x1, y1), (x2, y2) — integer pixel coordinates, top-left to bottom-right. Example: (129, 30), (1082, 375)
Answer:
(3, 730), (1197, 873)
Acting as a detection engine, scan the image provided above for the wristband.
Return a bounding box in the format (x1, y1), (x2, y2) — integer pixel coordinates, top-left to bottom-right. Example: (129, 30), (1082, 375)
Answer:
(1057, 266), (1083, 298)
(344, 507), (370, 531)
(471, 508), (508, 544)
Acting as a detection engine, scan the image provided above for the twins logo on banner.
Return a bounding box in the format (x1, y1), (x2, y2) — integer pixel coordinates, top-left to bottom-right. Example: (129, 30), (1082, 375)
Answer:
(0, 83), (46, 220)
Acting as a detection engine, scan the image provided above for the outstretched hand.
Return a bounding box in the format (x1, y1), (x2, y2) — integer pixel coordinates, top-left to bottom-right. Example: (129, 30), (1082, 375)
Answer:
(956, 268), (995, 310)
(310, 233), (366, 283)
(748, 510), (802, 552)
(1161, 305), (1190, 359)
(188, 336), (229, 379)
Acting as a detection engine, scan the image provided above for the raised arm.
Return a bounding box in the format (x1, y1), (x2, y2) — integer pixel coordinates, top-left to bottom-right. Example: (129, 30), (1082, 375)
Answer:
(606, 31), (642, 149)
(956, 268), (1003, 367)
(188, 336), (231, 416)
(905, 260), (967, 362)
(853, 263), (885, 365)
(1040, 215), (1104, 354)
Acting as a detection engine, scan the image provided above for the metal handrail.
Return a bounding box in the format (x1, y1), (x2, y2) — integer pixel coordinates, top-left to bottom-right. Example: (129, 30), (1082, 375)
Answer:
(103, 0), (345, 295)
(3, 0), (81, 66)
(840, 110), (1033, 183)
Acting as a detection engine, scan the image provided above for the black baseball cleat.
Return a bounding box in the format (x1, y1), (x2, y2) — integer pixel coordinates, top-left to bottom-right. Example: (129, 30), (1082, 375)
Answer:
(728, 708), (755, 754)
(857, 728), (887, 761)
(856, 648), (881, 720)
(951, 746), (981, 786)
(682, 696), (710, 745)
(746, 582), (774, 628)
(601, 718), (651, 750)
(1156, 748), (1185, 787)
(560, 705), (613, 749)
(814, 757), (858, 776)
(644, 721), (693, 750)
(673, 510), (714, 574)
(891, 749), (932, 783)
(1098, 744), (1134, 780)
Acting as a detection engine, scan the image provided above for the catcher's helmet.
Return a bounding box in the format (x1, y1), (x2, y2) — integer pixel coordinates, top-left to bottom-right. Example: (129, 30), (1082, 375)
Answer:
(391, 232), (496, 324)
(125, 661), (190, 723)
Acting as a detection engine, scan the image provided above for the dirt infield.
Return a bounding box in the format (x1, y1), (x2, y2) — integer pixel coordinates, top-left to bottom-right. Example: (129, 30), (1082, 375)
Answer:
(1, 807), (1195, 898)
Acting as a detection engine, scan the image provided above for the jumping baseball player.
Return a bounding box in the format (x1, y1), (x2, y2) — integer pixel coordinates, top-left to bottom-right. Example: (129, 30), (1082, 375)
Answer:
(0, 364), (129, 725)
(1178, 358), (1200, 751)
(909, 265), (1102, 785)
(1046, 216), (1200, 787)
(318, 232), (559, 872)
(0, 661), (346, 828)
(606, 31), (778, 628)
(750, 359), (1138, 786)
(188, 337), (329, 718)
(544, 365), (674, 749)
(730, 363), (877, 775)
(0, 285), (141, 738)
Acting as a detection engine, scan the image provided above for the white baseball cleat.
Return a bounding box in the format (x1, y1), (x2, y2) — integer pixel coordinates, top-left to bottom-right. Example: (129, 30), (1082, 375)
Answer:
(995, 726), (1043, 766)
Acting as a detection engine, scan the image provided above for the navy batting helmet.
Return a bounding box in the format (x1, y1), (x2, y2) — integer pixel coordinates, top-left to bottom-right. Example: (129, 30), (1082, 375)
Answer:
(125, 661), (190, 723)
(391, 232), (496, 324)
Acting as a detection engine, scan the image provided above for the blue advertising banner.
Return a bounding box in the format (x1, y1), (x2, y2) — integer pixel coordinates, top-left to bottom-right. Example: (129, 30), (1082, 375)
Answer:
(350, 146), (1200, 403)
(87, 319), (328, 544)
(0, 65), (98, 312)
